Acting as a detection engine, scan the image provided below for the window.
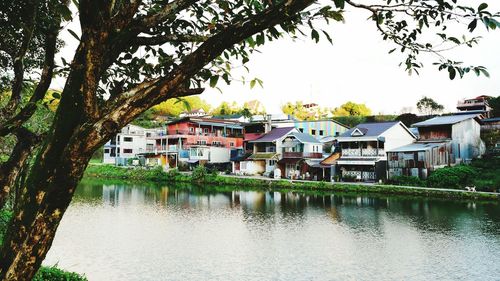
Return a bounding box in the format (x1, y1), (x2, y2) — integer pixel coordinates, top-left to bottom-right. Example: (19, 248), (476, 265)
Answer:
(319, 130), (324, 136)
(299, 128), (304, 133)
(146, 144), (154, 151)
(203, 128), (209, 134)
(146, 133), (151, 137)
(335, 132), (340, 137)
(311, 129), (316, 135)
(189, 127), (194, 133)
(230, 142), (235, 147)
(212, 141), (221, 146)
(268, 160), (277, 166)
(124, 137), (133, 142)
(123, 148), (133, 153)
(104, 149), (110, 154)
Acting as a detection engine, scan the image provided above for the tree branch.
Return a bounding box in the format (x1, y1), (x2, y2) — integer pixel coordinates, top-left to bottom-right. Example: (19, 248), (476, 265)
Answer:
(132, 34), (208, 45)
(0, 128), (42, 210)
(1, 2), (37, 116)
(0, 25), (59, 137)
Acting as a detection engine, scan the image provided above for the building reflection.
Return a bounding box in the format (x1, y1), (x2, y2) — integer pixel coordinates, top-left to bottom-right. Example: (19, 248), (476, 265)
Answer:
(74, 180), (500, 237)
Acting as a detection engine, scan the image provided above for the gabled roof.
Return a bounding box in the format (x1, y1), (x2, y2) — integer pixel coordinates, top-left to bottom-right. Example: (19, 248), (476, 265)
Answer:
(412, 114), (481, 127)
(249, 127), (296, 143)
(290, 132), (321, 144)
(339, 121), (401, 138)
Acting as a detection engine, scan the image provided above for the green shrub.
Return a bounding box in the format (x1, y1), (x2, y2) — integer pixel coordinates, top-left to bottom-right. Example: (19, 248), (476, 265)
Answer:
(166, 168), (181, 181)
(191, 165), (208, 182)
(427, 165), (478, 189)
(33, 266), (87, 281)
(388, 175), (425, 187)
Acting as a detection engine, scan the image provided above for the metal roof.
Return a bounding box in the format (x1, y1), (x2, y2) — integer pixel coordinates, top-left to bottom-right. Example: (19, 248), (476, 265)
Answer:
(338, 122), (401, 138)
(387, 141), (449, 152)
(482, 117), (500, 122)
(412, 114), (480, 127)
(290, 132), (321, 144)
(249, 127), (296, 143)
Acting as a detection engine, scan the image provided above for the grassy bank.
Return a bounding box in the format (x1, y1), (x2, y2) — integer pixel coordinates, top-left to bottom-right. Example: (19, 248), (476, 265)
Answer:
(0, 210), (87, 281)
(84, 164), (500, 201)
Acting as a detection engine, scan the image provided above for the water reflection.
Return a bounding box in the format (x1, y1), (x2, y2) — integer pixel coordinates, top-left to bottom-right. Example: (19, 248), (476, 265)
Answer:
(46, 180), (500, 281)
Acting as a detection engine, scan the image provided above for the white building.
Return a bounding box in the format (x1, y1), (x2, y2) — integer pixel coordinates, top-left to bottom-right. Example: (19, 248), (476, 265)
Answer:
(335, 121), (416, 181)
(103, 124), (159, 165)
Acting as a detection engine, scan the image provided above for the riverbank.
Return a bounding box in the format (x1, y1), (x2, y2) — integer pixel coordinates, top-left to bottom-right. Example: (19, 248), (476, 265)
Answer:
(84, 165), (500, 201)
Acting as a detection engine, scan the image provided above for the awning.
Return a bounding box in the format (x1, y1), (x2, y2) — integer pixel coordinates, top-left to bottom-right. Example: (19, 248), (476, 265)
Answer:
(320, 152), (341, 165)
(305, 159), (330, 168)
(187, 159), (199, 164)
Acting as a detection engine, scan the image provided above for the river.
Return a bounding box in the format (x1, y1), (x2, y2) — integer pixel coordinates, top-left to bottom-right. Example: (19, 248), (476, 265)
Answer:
(43, 179), (500, 281)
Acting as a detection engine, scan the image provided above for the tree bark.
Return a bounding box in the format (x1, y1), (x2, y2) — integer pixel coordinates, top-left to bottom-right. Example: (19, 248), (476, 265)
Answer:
(0, 129), (41, 210)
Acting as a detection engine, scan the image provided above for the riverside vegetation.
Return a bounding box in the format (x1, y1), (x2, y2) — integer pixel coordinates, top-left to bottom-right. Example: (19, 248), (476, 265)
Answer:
(84, 163), (500, 201)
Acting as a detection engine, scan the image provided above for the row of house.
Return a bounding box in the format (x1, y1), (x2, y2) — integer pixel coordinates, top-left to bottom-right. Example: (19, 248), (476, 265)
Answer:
(104, 95), (496, 182)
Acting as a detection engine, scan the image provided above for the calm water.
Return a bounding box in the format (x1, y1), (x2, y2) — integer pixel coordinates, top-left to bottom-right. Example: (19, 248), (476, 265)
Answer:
(44, 180), (500, 281)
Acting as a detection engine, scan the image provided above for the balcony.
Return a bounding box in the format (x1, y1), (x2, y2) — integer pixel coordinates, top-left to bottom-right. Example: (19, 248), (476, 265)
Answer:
(457, 99), (488, 109)
(341, 148), (385, 157)
(283, 152), (323, 159)
(342, 170), (376, 181)
(166, 130), (243, 138)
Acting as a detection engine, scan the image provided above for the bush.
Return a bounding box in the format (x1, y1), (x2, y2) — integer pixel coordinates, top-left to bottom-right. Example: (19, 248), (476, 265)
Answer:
(427, 165), (478, 189)
(191, 165), (208, 182)
(33, 266), (87, 281)
(165, 168), (181, 181)
(388, 175), (425, 187)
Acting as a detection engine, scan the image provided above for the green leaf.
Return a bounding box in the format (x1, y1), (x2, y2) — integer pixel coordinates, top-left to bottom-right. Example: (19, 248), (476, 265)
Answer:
(333, 0), (344, 9)
(448, 66), (456, 80)
(250, 79), (256, 89)
(67, 29), (80, 41)
(209, 76), (219, 88)
(478, 3), (488, 12)
(311, 29), (320, 43)
(468, 19), (478, 32)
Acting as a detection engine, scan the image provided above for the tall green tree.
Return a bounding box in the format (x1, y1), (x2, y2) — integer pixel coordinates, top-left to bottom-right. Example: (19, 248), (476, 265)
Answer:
(0, 0), (497, 279)
(417, 96), (445, 115)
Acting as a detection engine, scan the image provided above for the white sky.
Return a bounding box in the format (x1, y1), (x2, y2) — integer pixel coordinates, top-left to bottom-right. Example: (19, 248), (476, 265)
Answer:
(52, 1), (500, 115)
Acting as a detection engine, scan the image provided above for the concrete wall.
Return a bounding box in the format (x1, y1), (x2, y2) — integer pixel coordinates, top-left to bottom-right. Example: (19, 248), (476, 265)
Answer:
(209, 147), (231, 163)
(382, 123), (416, 153)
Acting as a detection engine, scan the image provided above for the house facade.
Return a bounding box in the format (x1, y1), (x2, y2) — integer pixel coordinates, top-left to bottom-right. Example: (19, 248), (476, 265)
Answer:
(387, 141), (452, 179)
(272, 119), (349, 139)
(103, 124), (159, 165)
(411, 114), (484, 163)
(142, 117), (244, 168)
(335, 122), (416, 182)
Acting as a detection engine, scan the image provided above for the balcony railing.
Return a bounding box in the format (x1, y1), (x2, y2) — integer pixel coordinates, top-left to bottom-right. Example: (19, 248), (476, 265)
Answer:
(457, 100), (487, 108)
(342, 170), (376, 180)
(166, 130), (243, 138)
(341, 148), (385, 157)
(283, 152), (323, 159)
